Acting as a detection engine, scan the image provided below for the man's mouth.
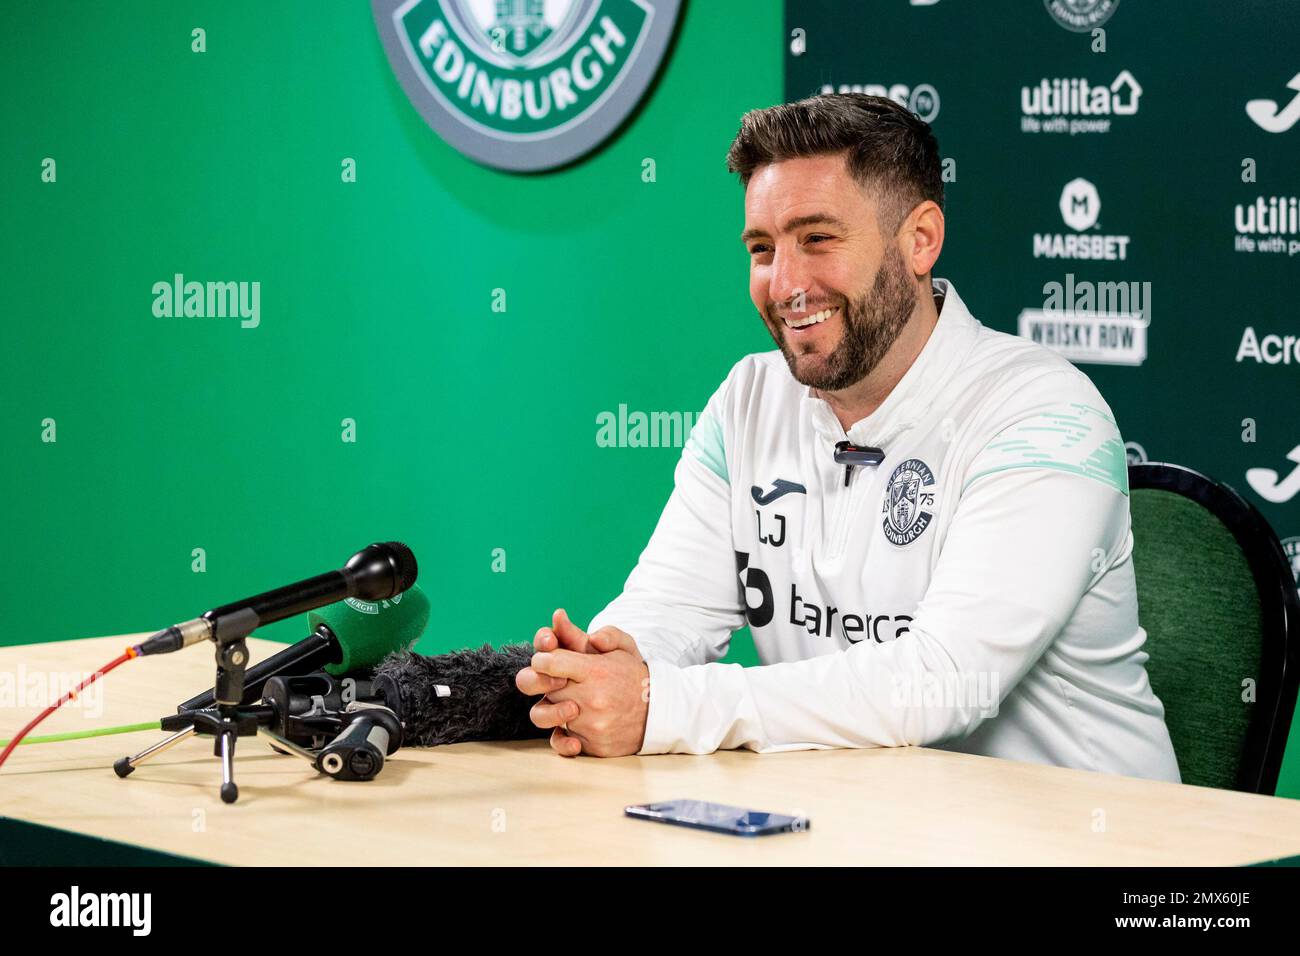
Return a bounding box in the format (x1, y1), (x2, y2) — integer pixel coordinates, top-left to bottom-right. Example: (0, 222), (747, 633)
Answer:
(782, 306), (838, 332)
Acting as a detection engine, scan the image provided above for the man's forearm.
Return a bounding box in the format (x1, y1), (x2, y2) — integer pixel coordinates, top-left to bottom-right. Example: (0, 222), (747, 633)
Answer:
(638, 626), (1008, 755)
(586, 606), (721, 669)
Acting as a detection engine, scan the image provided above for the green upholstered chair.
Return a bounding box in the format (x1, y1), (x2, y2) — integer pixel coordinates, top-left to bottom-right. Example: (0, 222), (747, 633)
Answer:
(1129, 462), (1300, 793)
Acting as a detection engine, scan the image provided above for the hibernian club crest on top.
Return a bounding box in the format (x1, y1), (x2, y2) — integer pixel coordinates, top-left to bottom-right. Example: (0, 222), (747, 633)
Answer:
(882, 459), (937, 547)
(1043, 0), (1120, 33)
(373, 0), (681, 172)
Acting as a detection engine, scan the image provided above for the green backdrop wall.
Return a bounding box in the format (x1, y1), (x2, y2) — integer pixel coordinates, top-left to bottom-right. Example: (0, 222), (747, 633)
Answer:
(1, 0), (777, 665)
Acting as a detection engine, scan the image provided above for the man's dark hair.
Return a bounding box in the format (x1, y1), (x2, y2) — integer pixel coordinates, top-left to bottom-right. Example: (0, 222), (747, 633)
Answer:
(725, 93), (944, 236)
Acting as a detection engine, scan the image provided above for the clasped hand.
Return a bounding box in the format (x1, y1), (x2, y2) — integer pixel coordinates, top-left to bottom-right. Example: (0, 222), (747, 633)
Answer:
(514, 608), (650, 757)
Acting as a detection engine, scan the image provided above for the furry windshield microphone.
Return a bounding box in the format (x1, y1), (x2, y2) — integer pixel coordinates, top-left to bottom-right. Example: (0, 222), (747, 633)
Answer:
(371, 644), (550, 747)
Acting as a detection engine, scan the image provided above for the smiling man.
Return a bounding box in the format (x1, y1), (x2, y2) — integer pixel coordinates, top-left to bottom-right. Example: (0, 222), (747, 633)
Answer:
(515, 93), (1180, 782)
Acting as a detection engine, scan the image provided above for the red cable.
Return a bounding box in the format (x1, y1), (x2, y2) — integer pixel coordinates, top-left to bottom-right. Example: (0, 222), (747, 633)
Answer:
(0, 648), (137, 770)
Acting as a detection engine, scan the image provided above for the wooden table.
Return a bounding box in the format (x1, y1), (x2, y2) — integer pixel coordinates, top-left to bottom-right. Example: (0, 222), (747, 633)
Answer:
(3, 635), (1300, 866)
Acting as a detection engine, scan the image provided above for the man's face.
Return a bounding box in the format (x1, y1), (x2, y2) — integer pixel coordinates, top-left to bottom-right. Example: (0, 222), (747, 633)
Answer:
(742, 153), (919, 392)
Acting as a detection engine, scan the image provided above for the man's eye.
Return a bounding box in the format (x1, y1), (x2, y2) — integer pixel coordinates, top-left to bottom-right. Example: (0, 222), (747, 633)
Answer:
(749, 244), (771, 255)
(805, 234), (832, 244)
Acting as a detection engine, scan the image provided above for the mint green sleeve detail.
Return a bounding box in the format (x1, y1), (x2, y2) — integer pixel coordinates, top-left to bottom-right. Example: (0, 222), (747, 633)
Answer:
(963, 401), (1129, 496)
(684, 409), (728, 484)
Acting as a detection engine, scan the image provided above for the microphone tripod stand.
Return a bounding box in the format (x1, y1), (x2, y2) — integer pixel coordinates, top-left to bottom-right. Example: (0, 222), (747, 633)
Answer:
(114, 614), (262, 803)
(115, 617), (402, 803)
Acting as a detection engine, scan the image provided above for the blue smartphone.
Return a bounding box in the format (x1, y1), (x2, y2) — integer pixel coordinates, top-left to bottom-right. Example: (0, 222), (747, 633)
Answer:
(624, 799), (809, 836)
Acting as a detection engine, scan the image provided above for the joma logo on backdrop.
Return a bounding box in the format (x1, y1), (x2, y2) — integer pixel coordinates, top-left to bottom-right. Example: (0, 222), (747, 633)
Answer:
(1247, 445), (1300, 505)
(1246, 72), (1300, 134)
(595, 404), (696, 447)
(1033, 177), (1131, 261)
(152, 274), (260, 329)
(1020, 70), (1142, 135)
(372, 0), (682, 172)
(1017, 273), (1151, 366)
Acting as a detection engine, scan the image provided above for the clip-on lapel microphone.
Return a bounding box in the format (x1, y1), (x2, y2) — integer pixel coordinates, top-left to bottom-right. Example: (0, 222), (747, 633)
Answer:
(834, 441), (885, 487)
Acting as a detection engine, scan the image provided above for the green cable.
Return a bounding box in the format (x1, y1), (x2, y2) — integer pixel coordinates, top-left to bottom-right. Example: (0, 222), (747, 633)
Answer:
(0, 721), (161, 747)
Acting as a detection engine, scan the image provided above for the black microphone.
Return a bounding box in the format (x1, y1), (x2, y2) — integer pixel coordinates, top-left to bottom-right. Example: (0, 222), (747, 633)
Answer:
(135, 542), (419, 657)
(177, 581), (431, 712)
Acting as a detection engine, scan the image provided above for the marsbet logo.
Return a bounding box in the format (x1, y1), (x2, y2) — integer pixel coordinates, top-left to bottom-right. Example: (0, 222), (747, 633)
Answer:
(1033, 177), (1132, 261)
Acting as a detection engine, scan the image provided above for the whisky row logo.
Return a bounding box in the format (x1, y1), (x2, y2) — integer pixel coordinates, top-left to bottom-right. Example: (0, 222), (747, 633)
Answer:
(373, 0), (680, 172)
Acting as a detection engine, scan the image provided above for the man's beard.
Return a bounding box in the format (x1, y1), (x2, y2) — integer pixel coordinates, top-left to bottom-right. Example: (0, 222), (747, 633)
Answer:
(765, 246), (919, 392)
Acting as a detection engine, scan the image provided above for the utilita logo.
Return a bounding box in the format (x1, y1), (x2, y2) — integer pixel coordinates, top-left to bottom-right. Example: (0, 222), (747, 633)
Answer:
(1020, 70), (1141, 135)
(1033, 177), (1131, 261)
(1233, 196), (1300, 256)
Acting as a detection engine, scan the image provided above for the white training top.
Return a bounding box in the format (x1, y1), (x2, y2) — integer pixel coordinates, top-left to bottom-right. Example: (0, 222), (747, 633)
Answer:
(588, 278), (1180, 782)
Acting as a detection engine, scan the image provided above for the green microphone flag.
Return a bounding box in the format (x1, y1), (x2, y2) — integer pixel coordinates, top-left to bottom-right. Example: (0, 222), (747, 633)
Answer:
(309, 584), (431, 674)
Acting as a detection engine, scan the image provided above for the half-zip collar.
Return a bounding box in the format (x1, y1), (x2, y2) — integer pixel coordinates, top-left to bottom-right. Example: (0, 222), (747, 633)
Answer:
(801, 277), (980, 450)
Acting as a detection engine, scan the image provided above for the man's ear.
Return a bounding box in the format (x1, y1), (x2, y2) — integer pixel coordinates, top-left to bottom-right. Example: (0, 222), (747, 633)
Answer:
(901, 200), (944, 276)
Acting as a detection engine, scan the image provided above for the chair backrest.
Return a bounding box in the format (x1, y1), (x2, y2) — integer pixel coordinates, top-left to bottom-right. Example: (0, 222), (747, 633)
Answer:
(1128, 462), (1300, 793)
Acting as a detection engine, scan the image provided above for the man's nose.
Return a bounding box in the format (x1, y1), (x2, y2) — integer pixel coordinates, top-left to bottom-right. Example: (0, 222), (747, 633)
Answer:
(768, 248), (812, 312)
